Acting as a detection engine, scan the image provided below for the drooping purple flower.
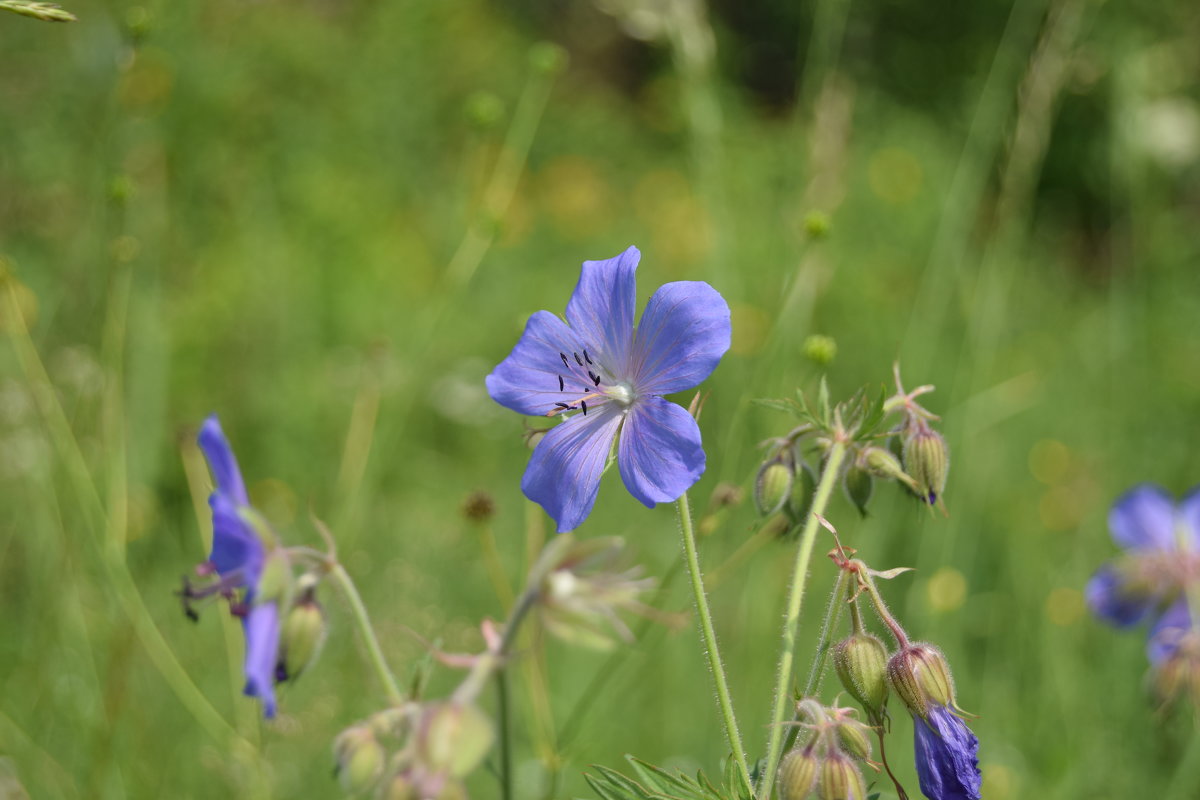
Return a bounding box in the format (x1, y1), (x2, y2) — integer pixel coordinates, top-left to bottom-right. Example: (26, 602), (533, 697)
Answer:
(193, 415), (282, 717)
(1085, 485), (1200, 628)
(486, 246), (731, 532)
(912, 704), (982, 800)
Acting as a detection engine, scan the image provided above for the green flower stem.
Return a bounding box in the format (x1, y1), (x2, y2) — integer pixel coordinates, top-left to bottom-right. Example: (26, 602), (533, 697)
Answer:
(328, 563), (405, 706)
(676, 492), (753, 794)
(758, 440), (847, 800)
(801, 568), (849, 698)
(860, 568), (911, 649)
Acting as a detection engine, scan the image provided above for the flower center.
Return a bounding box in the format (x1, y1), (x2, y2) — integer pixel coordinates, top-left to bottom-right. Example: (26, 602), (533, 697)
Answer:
(545, 348), (635, 418)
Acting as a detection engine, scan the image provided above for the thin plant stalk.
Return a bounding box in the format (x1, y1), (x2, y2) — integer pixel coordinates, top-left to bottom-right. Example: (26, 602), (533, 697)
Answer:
(758, 440), (847, 800)
(328, 563), (405, 706)
(676, 492), (753, 794)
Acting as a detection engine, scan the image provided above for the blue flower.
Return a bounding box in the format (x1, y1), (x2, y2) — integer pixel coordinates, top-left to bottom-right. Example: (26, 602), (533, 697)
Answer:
(912, 704), (982, 800)
(1085, 485), (1200, 628)
(486, 246), (731, 532)
(195, 415), (282, 717)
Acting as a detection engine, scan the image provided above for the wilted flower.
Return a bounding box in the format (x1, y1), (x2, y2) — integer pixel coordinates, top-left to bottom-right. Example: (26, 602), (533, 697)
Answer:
(888, 645), (981, 800)
(1086, 485), (1200, 628)
(486, 246), (731, 532)
(530, 534), (654, 649)
(184, 415), (289, 717)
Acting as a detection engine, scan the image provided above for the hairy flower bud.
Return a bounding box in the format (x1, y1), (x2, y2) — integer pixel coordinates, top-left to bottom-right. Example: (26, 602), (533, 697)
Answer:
(843, 466), (873, 517)
(902, 425), (949, 505)
(333, 725), (386, 795)
(278, 587), (326, 682)
(417, 702), (494, 778)
(835, 718), (873, 762)
(756, 458), (794, 516)
(816, 752), (867, 800)
(778, 747), (819, 800)
(887, 644), (956, 717)
(785, 462), (817, 525)
(834, 633), (889, 717)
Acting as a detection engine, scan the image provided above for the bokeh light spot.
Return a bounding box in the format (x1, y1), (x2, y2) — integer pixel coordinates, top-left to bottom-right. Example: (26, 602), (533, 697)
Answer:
(926, 567), (967, 613)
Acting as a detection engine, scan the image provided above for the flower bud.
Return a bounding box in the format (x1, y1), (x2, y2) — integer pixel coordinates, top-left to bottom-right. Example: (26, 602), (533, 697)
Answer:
(802, 334), (837, 366)
(816, 752), (867, 800)
(835, 718), (873, 762)
(332, 725), (386, 795)
(377, 772), (418, 800)
(784, 462), (817, 525)
(887, 644), (956, 717)
(278, 590), (327, 681)
(862, 447), (920, 495)
(902, 425), (949, 505)
(778, 747), (819, 800)
(833, 633), (889, 716)
(756, 458), (794, 516)
(842, 466), (873, 517)
(417, 702), (495, 778)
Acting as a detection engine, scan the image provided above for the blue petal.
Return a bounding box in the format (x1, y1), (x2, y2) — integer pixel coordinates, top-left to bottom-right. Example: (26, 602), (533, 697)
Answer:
(242, 601), (281, 718)
(564, 246), (639, 375)
(487, 310), (592, 417)
(913, 705), (981, 800)
(521, 404), (623, 532)
(617, 396), (705, 508)
(209, 492), (264, 582)
(628, 281), (730, 396)
(198, 415), (250, 507)
(1085, 564), (1155, 628)
(1178, 486), (1200, 550)
(1148, 598), (1191, 667)
(1109, 485), (1175, 552)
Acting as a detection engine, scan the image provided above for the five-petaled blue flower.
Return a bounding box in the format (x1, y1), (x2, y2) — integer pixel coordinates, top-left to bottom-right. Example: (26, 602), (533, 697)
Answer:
(194, 415), (283, 718)
(1085, 484), (1200, 629)
(486, 246), (731, 532)
(912, 704), (982, 800)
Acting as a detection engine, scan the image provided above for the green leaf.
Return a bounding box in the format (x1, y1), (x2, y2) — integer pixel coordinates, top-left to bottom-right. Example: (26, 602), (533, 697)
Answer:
(752, 397), (801, 416)
(817, 376), (831, 427)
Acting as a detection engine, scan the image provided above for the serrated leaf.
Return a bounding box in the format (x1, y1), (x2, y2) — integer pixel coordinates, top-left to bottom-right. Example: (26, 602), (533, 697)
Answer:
(753, 397), (801, 416)
(817, 376), (831, 427)
(859, 384), (889, 435)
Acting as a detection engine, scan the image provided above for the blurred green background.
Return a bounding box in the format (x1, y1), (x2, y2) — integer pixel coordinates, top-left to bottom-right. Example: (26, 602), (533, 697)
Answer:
(2, 0), (1200, 797)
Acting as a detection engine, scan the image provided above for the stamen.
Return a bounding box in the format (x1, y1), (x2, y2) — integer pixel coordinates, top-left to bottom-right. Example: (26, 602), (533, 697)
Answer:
(581, 400), (588, 415)
(583, 349), (592, 364)
(558, 375), (565, 392)
(590, 371), (601, 386)
(560, 352), (570, 368)
(555, 402), (572, 410)
(574, 352), (584, 366)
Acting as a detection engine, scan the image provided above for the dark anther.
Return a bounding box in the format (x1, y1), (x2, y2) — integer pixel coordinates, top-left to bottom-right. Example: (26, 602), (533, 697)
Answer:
(558, 375), (565, 392)
(590, 371), (601, 386)
(560, 352), (570, 368)
(581, 400), (588, 415)
(584, 349), (592, 364)
(555, 402), (571, 410)
(574, 352), (584, 366)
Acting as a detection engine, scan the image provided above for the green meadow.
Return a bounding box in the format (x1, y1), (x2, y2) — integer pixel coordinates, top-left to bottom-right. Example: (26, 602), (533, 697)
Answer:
(2, 1), (1200, 797)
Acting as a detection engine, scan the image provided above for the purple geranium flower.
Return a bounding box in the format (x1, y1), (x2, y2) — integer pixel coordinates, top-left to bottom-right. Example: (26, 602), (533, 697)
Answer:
(912, 704), (982, 800)
(1085, 485), (1200, 628)
(486, 246), (731, 533)
(193, 415), (283, 717)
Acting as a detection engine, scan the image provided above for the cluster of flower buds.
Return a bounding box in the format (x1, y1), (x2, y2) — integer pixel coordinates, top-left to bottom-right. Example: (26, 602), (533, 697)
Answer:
(1087, 485), (1200, 708)
(776, 699), (877, 800)
(333, 701), (494, 799)
(755, 364), (950, 524)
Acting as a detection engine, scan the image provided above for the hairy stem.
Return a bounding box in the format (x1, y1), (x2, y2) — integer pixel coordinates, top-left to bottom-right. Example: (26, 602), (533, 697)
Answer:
(328, 564), (405, 706)
(758, 440), (847, 800)
(676, 492), (753, 794)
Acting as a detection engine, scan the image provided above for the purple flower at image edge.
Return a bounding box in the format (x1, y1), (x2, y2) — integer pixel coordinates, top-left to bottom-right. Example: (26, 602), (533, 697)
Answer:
(486, 246), (731, 532)
(1085, 484), (1200, 628)
(912, 704), (982, 800)
(197, 415), (281, 717)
